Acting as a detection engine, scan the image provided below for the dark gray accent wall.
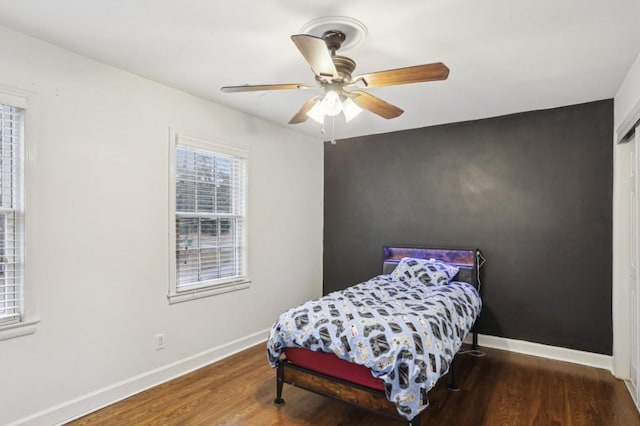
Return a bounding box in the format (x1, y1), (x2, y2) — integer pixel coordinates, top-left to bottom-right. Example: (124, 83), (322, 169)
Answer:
(324, 100), (613, 355)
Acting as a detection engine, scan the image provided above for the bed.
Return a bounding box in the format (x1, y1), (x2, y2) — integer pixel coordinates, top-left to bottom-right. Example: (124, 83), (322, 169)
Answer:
(267, 246), (484, 425)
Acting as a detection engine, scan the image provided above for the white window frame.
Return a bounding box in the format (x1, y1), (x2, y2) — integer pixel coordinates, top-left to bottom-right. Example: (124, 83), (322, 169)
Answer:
(0, 85), (39, 341)
(168, 129), (249, 304)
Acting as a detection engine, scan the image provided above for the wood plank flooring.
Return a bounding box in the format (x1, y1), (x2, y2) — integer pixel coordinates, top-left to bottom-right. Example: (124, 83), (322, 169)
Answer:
(69, 344), (640, 425)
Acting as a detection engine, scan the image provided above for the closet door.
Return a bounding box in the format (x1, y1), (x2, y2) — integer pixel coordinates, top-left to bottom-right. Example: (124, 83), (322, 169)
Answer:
(632, 127), (639, 406)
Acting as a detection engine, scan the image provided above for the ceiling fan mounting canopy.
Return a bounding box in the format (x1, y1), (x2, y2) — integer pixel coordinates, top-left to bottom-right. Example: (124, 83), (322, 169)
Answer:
(321, 30), (346, 53)
(220, 17), (450, 125)
(300, 16), (368, 51)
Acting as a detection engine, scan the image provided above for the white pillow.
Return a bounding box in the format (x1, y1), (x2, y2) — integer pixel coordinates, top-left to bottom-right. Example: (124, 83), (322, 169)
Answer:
(390, 257), (459, 286)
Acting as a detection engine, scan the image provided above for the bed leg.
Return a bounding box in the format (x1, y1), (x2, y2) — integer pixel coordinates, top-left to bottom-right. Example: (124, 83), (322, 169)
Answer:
(273, 361), (286, 406)
(408, 412), (423, 425)
(448, 357), (460, 391)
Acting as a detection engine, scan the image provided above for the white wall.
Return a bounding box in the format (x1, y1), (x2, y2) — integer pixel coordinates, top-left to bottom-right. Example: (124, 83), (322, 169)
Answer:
(613, 51), (640, 378)
(0, 25), (323, 425)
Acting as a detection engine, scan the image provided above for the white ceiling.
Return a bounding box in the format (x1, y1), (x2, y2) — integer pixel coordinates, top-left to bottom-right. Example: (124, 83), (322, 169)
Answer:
(0, 0), (639, 141)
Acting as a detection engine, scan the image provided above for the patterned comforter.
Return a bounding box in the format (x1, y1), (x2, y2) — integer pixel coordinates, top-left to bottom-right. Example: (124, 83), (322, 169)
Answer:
(267, 274), (482, 420)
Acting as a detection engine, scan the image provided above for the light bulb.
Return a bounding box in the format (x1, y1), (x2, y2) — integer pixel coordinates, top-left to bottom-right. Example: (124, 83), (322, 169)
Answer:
(322, 90), (343, 117)
(306, 99), (325, 124)
(342, 98), (362, 123)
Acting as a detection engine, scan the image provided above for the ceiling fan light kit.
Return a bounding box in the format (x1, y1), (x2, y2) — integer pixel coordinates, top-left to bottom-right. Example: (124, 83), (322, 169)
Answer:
(220, 16), (449, 128)
(305, 89), (363, 124)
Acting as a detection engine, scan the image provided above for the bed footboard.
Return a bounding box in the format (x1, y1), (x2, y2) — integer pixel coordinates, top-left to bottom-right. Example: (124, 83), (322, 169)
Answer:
(274, 359), (424, 425)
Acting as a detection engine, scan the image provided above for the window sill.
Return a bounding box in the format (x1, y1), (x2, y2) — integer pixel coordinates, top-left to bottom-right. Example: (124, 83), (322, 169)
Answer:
(168, 279), (251, 304)
(0, 318), (40, 342)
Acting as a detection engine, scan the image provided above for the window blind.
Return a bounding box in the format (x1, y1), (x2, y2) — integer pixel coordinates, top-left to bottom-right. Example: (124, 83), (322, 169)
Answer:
(174, 144), (246, 290)
(0, 103), (23, 324)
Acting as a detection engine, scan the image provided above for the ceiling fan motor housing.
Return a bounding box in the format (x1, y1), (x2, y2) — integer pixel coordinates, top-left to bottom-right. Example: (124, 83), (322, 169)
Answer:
(331, 56), (356, 83)
(317, 31), (358, 83)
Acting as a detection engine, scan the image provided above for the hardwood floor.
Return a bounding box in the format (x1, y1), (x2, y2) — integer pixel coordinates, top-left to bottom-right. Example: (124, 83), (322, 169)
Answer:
(69, 344), (640, 425)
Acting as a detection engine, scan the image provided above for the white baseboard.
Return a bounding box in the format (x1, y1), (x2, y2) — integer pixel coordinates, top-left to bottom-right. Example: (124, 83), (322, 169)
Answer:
(625, 379), (639, 412)
(465, 333), (613, 372)
(9, 328), (270, 426)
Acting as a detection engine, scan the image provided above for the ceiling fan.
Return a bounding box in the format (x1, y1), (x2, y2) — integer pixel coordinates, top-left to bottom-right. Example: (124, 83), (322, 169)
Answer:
(220, 30), (449, 125)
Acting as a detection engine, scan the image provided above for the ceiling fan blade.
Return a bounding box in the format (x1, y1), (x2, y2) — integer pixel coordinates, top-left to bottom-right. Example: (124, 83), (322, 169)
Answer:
(220, 83), (314, 93)
(289, 96), (321, 124)
(349, 91), (404, 119)
(291, 34), (339, 79)
(354, 63), (449, 88)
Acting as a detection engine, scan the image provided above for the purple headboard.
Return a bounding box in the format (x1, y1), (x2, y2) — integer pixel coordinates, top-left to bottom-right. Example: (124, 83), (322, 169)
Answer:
(383, 246), (483, 288)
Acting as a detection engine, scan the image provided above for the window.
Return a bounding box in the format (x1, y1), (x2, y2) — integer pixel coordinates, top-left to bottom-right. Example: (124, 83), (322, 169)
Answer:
(168, 131), (249, 303)
(0, 89), (36, 341)
(0, 100), (25, 332)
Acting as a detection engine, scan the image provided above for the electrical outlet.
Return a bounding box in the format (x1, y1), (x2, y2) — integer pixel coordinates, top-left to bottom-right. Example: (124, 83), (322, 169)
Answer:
(155, 333), (165, 350)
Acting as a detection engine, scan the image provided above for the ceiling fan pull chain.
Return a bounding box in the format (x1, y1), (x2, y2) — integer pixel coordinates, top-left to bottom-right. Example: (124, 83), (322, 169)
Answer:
(331, 116), (337, 144)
